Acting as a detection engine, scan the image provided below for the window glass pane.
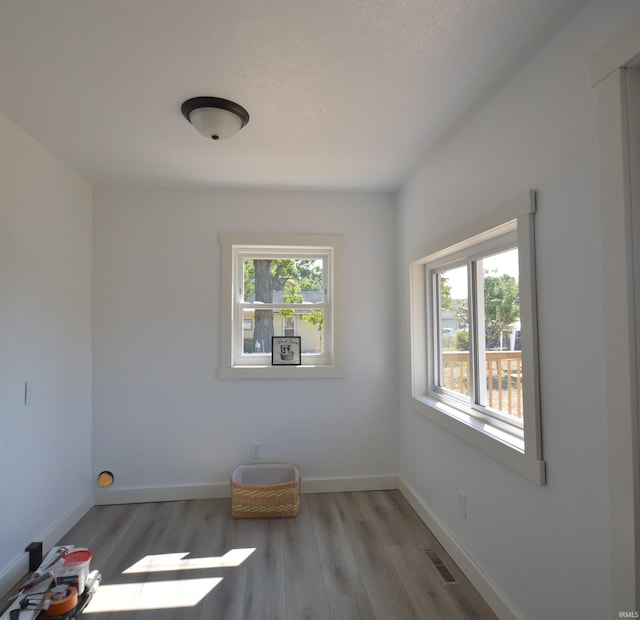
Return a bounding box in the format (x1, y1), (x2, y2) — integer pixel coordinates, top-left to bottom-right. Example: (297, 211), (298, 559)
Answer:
(437, 265), (469, 401)
(478, 248), (522, 419)
(243, 258), (324, 303)
(241, 257), (325, 356)
(283, 315), (296, 336)
(225, 236), (340, 372)
(242, 309), (324, 355)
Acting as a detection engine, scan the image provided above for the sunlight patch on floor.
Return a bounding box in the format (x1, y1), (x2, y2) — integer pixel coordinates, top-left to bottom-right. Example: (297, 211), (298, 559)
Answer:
(123, 548), (255, 573)
(84, 548), (256, 612)
(83, 578), (222, 613)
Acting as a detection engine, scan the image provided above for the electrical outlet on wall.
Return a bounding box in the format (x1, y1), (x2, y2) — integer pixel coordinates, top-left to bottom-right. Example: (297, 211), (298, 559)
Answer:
(250, 442), (262, 460)
(24, 381), (33, 405)
(458, 490), (467, 518)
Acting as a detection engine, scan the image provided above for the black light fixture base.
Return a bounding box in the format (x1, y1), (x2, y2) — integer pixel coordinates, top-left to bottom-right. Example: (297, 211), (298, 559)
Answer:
(181, 96), (250, 128)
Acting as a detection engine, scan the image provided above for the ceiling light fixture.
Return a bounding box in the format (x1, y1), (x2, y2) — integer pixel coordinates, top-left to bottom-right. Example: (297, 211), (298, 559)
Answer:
(181, 96), (250, 140)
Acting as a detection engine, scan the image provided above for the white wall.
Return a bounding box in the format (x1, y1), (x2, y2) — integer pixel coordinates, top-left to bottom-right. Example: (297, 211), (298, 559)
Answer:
(92, 187), (398, 497)
(397, 2), (640, 619)
(0, 113), (93, 591)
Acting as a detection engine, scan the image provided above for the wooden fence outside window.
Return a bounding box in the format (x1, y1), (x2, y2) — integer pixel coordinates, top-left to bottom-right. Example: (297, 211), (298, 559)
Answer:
(441, 350), (523, 418)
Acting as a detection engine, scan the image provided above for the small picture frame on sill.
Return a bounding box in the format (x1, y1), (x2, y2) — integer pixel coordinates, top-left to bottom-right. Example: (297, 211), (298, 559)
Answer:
(272, 337), (301, 366)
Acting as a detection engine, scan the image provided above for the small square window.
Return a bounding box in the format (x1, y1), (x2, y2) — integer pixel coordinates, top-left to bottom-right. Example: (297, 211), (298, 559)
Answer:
(240, 254), (327, 361)
(219, 233), (345, 379)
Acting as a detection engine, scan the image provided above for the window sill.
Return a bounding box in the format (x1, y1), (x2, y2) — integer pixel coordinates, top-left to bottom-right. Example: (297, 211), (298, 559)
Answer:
(411, 394), (546, 485)
(219, 365), (345, 380)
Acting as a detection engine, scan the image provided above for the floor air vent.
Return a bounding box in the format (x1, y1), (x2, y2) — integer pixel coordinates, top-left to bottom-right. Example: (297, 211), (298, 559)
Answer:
(425, 549), (458, 585)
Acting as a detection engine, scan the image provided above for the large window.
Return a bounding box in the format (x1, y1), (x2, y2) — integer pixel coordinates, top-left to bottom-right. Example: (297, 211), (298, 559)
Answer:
(410, 191), (545, 484)
(219, 233), (344, 379)
(432, 243), (522, 422)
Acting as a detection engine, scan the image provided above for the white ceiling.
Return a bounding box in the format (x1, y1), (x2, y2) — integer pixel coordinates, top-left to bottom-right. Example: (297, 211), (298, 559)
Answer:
(0, 0), (585, 191)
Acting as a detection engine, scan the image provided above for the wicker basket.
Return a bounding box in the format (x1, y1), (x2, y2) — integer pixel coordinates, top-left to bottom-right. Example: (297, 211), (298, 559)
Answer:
(231, 463), (300, 519)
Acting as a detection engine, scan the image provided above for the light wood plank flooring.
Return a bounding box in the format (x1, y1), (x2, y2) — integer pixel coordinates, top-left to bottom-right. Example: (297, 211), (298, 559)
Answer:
(21, 491), (498, 619)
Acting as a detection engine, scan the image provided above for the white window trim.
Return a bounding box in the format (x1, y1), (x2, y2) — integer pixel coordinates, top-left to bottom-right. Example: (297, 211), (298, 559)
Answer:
(219, 232), (345, 379)
(428, 229), (522, 428)
(409, 191), (545, 484)
(234, 246), (331, 366)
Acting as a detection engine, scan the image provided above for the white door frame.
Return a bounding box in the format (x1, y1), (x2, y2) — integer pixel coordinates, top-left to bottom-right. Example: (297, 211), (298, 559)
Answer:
(592, 17), (640, 616)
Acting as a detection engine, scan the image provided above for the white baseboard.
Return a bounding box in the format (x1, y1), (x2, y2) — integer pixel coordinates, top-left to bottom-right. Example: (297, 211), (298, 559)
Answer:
(93, 483), (230, 505)
(93, 474), (399, 505)
(398, 478), (520, 620)
(303, 474), (398, 494)
(0, 493), (93, 599)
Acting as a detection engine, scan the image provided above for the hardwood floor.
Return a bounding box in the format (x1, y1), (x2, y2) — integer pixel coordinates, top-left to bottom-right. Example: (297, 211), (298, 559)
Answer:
(37, 491), (498, 619)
